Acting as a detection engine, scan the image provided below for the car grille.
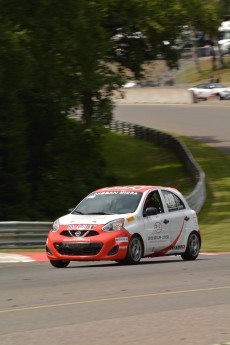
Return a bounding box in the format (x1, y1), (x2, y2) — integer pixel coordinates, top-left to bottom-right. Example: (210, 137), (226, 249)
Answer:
(60, 230), (98, 237)
(54, 242), (103, 256)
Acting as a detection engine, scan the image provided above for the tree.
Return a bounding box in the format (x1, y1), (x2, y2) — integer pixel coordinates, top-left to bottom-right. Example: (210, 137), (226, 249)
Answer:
(0, 0), (222, 220)
(0, 19), (33, 219)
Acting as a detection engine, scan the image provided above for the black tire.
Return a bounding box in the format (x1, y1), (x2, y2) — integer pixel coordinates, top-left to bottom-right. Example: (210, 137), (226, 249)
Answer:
(50, 259), (70, 268)
(181, 232), (200, 261)
(124, 235), (143, 264)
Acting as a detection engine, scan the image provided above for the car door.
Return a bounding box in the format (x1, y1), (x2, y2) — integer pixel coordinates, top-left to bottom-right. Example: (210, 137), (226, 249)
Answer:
(197, 84), (211, 98)
(143, 191), (172, 254)
(159, 190), (187, 251)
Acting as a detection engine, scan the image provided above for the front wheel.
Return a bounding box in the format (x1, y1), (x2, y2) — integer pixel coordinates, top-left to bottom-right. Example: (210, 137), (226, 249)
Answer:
(124, 235), (143, 264)
(50, 259), (70, 268)
(181, 232), (200, 261)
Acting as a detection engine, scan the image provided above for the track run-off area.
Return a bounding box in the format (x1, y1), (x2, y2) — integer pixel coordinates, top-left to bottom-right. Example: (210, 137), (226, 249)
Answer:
(0, 254), (229, 345)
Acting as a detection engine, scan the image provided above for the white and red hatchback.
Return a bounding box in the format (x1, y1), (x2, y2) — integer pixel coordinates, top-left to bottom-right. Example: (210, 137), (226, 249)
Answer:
(46, 185), (201, 267)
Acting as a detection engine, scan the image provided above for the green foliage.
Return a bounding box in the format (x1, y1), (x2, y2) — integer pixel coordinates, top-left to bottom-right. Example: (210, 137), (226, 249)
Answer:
(179, 136), (230, 252)
(27, 121), (113, 220)
(102, 131), (193, 194)
(0, 19), (33, 219)
(0, 0), (225, 221)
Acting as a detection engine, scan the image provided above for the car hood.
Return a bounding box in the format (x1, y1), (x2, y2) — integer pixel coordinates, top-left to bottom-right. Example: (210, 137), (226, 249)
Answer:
(218, 39), (230, 45)
(58, 213), (129, 226)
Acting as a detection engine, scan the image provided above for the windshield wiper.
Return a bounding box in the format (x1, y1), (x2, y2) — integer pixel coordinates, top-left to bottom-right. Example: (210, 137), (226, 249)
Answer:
(71, 210), (84, 215)
(85, 212), (115, 215)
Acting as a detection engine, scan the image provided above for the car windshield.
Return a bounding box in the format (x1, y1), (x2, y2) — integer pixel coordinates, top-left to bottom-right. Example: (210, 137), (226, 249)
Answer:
(210, 83), (225, 88)
(72, 191), (143, 215)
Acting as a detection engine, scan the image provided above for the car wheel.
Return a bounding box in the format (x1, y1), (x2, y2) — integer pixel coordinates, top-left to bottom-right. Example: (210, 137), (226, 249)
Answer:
(49, 259), (70, 268)
(181, 232), (200, 261)
(219, 95), (224, 100)
(124, 235), (143, 264)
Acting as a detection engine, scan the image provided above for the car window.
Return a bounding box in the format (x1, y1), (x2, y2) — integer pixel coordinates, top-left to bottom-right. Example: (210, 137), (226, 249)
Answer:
(75, 191), (142, 214)
(212, 83), (225, 88)
(174, 194), (185, 210)
(195, 84), (208, 89)
(143, 190), (164, 214)
(162, 190), (185, 212)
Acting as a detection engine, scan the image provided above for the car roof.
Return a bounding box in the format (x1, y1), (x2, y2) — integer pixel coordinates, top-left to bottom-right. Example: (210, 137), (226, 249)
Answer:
(93, 185), (179, 193)
(193, 82), (226, 88)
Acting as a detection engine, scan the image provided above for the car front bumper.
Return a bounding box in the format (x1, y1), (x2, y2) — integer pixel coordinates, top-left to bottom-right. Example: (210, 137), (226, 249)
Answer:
(46, 229), (131, 261)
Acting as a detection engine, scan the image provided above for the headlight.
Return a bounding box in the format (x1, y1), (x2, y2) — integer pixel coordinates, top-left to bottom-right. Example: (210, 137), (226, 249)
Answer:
(52, 219), (60, 232)
(102, 218), (125, 232)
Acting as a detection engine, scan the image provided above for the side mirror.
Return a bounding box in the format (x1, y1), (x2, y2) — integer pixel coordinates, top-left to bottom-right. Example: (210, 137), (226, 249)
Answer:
(144, 207), (158, 217)
(68, 208), (74, 213)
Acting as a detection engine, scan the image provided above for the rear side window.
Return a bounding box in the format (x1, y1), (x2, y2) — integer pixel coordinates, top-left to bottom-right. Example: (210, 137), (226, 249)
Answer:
(162, 191), (185, 212)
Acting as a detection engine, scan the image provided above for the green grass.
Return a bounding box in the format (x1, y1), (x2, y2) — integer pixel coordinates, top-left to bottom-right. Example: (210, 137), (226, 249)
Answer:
(178, 136), (230, 252)
(142, 55), (230, 84)
(103, 132), (230, 252)
(175, 55), (230, 84)
(2, 131), (229, 253)
(102, 132), (194, 195)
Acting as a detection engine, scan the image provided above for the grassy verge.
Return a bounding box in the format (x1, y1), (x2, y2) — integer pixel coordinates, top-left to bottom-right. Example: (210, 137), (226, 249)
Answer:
(175, 55), (230, 84)
(1, 131), (229, 253)
(103, 132), (230, 252)
(141, 55), (230, 84)
(178, 135), (230, 252)
(103, 132), (194, 195)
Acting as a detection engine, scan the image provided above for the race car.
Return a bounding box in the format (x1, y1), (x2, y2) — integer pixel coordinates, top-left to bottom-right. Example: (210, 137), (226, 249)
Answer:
(46, 185), (201, 267)
(188, 82), (230, 100)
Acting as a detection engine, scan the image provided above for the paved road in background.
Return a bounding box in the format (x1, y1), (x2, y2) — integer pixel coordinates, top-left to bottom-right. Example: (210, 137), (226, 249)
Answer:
(114, 102), (230, 154)
(0, 254), (229, 345)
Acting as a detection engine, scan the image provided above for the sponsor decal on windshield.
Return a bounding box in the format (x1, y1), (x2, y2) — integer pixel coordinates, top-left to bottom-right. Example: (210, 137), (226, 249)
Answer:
(88, 191), (138, 196)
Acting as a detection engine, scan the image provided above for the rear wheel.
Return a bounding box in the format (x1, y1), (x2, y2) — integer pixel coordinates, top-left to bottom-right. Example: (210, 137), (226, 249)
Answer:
(181, 232), (200, 261)
(124, 235), (143, 264)
(50, 259), (70, 268)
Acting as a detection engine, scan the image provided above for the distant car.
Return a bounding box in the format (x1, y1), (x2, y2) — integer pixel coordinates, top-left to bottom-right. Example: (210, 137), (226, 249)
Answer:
(122, 80), (137, 88)
(189, 82), (230, 100)
(46, 185), (201, 267)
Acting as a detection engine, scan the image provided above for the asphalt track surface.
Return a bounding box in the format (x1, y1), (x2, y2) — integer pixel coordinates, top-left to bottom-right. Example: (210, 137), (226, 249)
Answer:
(114, 101), (230, 154)
(0, 254), (229, 345)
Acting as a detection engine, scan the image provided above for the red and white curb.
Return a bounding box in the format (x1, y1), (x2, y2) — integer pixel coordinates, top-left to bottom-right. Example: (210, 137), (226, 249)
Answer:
(0, 252), (229, 263)
(0, 252), (48, 263)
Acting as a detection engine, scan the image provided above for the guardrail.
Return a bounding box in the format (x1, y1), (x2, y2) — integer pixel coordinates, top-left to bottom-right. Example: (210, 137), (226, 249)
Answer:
(0, 221), (51, 249)
(0, 120), (206, 249)
(109, 120), (206, 212)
